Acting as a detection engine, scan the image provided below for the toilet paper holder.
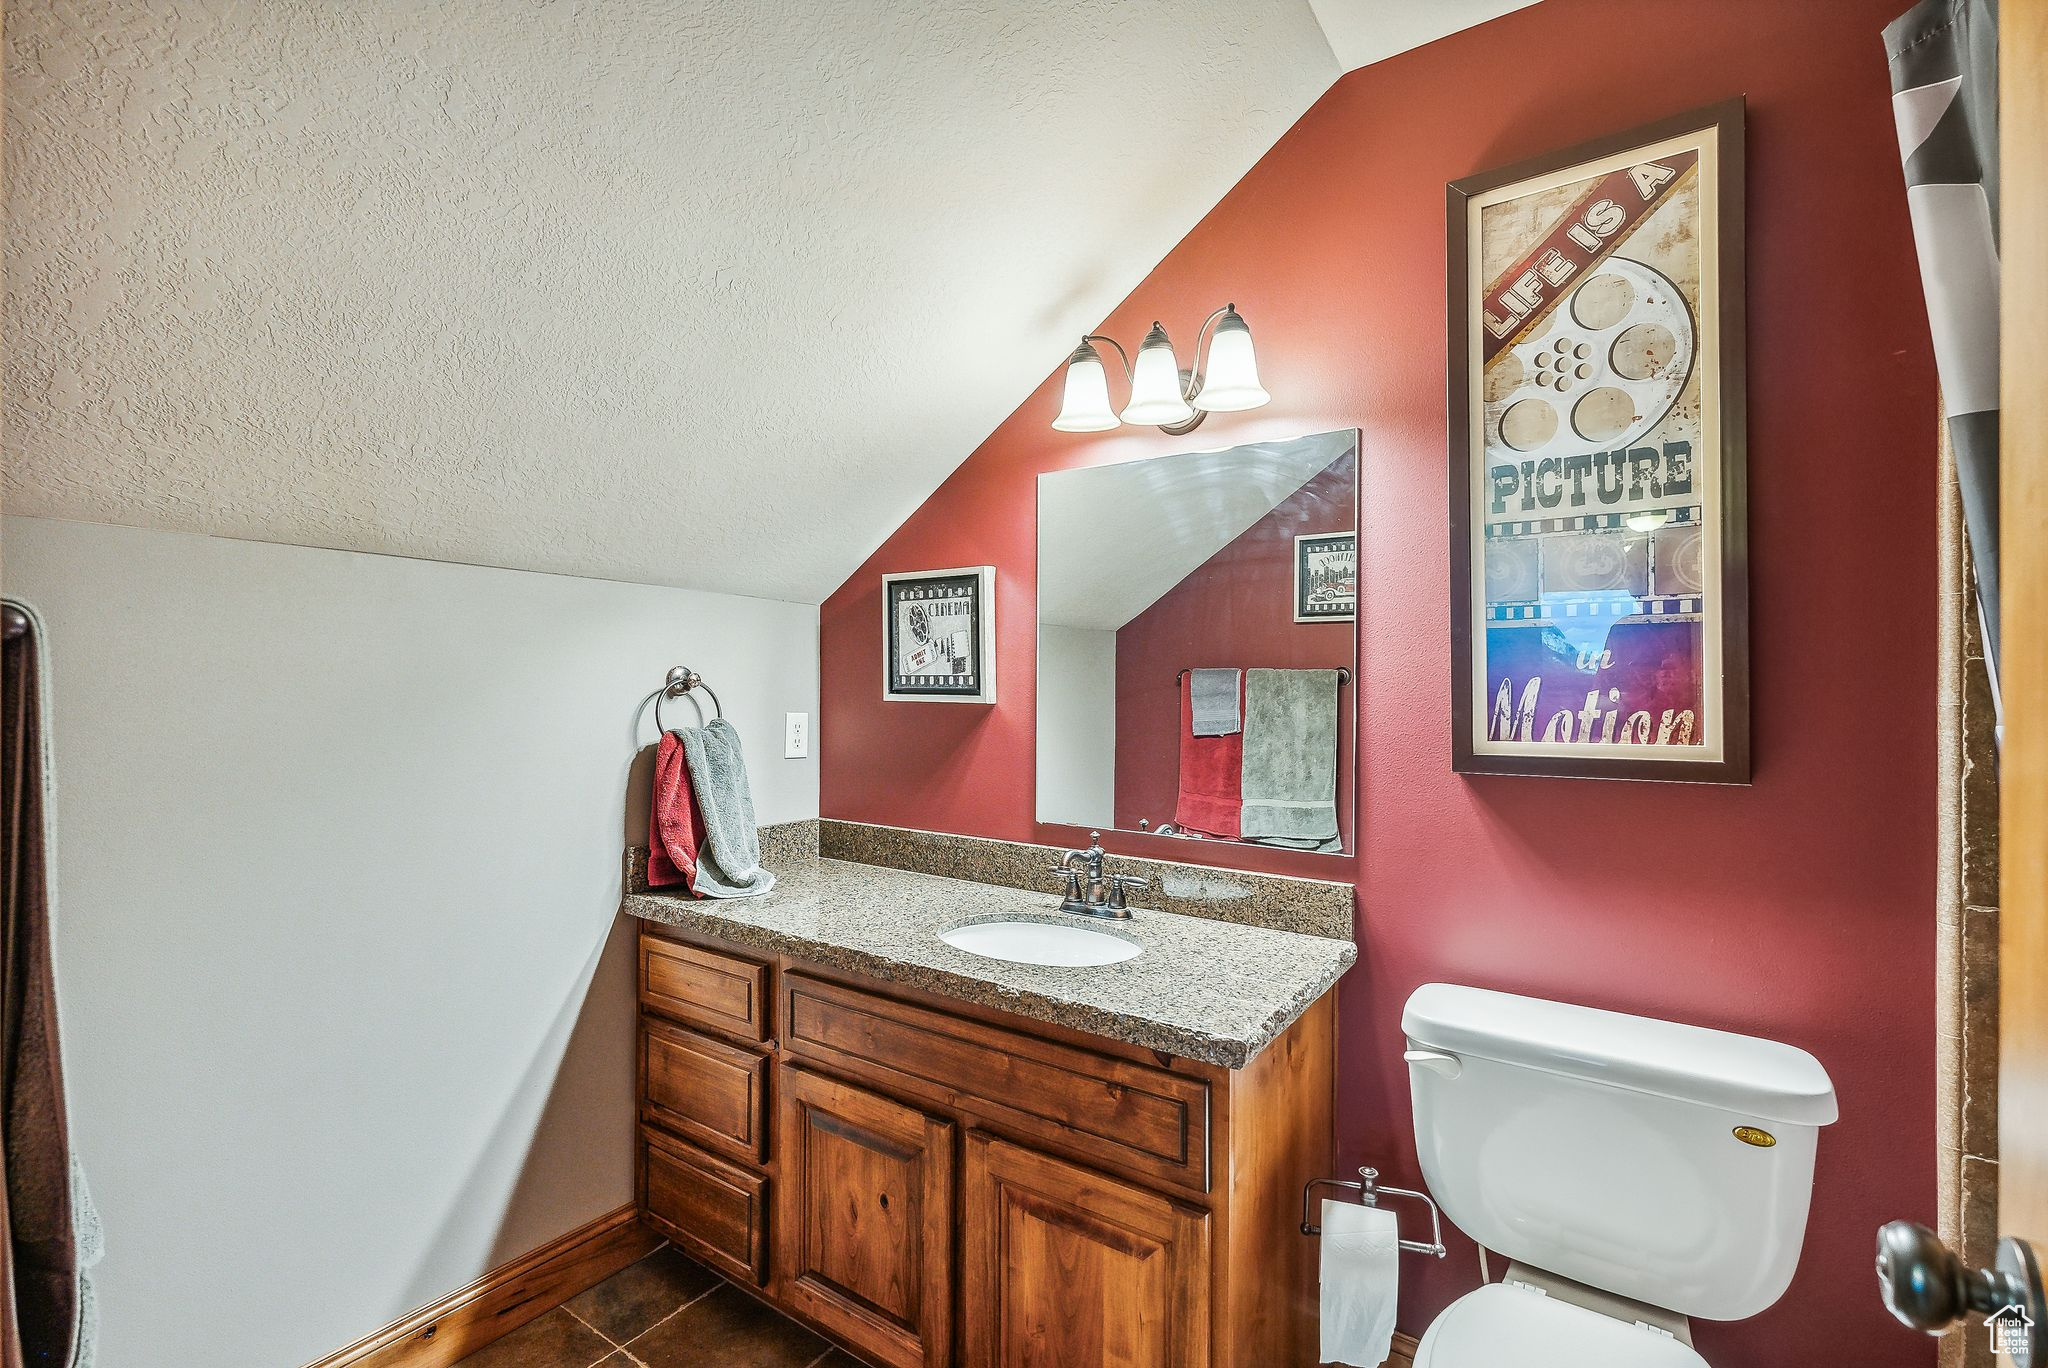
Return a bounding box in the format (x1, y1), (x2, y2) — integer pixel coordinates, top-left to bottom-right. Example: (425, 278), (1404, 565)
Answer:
(1300, 1167), (1448, 1257)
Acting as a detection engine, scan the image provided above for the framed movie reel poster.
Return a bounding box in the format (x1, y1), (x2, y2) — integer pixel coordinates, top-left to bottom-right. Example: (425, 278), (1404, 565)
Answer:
(1449, 99), (1749, 783)
(882, 566), (996, 703)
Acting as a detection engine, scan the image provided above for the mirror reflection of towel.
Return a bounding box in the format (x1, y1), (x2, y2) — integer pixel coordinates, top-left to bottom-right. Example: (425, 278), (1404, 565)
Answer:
(1189, 668), (1242, 736)
(1239, 668), (1339, 847)
(1174, 672), (1243, 839)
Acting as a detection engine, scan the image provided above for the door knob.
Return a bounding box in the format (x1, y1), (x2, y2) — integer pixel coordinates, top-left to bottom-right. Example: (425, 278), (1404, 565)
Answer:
(1876, 1221), (2045, 1367)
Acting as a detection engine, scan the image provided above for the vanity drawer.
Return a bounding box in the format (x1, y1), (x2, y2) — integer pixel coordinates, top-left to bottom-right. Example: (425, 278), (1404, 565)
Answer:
(640, 933), (772, 1043)
(781, 973), (1211, 1194)
(640, 1125), (768, 1286)
(641, 1017), (769, 1162)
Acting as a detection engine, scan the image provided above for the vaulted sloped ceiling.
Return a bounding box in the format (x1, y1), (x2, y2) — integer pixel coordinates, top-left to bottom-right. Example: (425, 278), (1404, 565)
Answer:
(4, 0), (1532, 604)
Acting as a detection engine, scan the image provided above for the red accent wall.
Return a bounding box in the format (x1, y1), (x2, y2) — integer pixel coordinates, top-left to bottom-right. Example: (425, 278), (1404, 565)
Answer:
(1112, 453), (1357, 840)
(819, 2), (1938, 1360)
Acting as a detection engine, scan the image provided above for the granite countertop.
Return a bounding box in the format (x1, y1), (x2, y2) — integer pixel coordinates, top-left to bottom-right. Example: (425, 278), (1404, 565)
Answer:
(623, 857), (1355, 1069)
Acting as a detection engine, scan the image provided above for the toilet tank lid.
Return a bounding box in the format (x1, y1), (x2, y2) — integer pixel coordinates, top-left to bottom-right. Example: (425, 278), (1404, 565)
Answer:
(1403, 984), (1838, 1125)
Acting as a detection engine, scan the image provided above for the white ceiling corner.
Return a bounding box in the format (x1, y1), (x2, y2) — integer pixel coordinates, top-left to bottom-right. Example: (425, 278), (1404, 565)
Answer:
(1306, 0), (1542, 72)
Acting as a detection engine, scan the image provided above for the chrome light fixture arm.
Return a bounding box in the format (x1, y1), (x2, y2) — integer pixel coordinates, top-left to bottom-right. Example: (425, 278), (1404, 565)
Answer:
(1079, 333), (1134, 382)
(1149, 304), (1234, 436)
(1081, 309), (1230, 388)
(1052, 304), (1264, 435)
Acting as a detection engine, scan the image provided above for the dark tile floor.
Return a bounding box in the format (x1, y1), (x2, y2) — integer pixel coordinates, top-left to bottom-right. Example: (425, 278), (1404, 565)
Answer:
(454, 1246), (867, 1368)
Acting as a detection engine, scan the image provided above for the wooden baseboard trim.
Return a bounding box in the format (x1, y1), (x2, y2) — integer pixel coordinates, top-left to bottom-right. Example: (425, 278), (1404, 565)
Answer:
(303, 1204), (663, 1368)
(1386, 1329), (1420, 1365)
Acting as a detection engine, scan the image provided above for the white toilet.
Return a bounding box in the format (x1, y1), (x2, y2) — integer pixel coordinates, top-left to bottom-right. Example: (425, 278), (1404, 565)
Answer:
(1402, 983), (1838, 1367)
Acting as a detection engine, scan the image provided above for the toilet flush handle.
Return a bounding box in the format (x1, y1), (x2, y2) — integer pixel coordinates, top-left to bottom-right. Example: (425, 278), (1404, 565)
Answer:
(1404, 1049), (1462, 1079)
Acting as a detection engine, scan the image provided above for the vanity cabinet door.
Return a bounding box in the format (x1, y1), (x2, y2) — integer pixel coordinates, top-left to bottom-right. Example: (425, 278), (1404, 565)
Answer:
(775, 1067), (955, 1368)
(962, 1133), (1210, 1368)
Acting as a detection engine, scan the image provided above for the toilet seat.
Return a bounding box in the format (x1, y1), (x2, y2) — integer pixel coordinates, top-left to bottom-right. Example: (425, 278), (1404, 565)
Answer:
(1414, 1283), (1710, 1368)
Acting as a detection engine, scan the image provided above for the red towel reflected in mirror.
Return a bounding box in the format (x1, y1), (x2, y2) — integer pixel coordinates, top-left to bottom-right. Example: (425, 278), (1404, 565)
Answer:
(1173, 671), (1244, 840)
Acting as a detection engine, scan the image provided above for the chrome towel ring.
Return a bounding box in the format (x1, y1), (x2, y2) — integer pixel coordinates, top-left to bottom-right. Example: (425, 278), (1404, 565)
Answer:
(654, 665), (723, 732)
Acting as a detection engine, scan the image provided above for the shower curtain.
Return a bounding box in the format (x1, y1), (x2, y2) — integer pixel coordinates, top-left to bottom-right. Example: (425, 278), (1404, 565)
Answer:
(2, 602), (79, 1368)
(1886, 0), (2002, 724)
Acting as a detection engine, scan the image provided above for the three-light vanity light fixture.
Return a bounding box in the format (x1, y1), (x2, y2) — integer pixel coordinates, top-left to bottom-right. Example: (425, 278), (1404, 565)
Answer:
(1051, 304), (1270, 435)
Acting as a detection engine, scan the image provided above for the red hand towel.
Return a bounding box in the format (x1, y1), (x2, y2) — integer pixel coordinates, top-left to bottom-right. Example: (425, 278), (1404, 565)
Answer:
(648, 730), (706, 893)
(1173, 672), (1243, 839)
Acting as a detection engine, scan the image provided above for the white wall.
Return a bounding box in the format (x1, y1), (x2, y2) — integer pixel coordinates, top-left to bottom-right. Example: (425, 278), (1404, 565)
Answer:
(1034, 624), (1115, 828)
(0, 516), (819, 1368)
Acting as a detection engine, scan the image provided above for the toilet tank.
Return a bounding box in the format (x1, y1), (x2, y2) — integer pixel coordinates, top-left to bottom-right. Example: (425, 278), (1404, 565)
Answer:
(1403, 984), (1837, 1321)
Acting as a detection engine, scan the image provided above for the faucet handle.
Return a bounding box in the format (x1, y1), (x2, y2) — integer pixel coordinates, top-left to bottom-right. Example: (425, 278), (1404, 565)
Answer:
(1107, 874), (1149, 911)
(1046, 860), (1089, 912)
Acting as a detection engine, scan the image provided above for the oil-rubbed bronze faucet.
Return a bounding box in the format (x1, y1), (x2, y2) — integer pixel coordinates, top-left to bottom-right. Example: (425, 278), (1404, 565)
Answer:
(1047, 833), (1147, 919)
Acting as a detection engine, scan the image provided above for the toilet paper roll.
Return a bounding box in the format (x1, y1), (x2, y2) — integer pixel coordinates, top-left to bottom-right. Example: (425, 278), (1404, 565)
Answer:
(1320, 1198), (1399, 1367)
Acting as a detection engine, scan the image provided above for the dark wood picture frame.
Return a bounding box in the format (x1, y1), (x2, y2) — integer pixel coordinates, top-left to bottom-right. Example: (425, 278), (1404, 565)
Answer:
(1447, 98), (1749, 783)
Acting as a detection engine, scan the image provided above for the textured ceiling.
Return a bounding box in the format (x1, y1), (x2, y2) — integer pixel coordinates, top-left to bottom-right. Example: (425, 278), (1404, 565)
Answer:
(4, 1), (1526, 604)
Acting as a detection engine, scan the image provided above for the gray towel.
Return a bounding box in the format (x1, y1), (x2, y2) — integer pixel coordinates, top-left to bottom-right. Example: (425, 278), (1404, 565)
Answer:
(1245, 833), (1343, 853)
(1239, 668), (1340, 844)
(1189, 668), (1242, 736)
(676, 720), (777, 898)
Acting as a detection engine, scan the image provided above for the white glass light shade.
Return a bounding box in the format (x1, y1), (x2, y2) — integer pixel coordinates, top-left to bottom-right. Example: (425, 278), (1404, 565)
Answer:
(1052, 342), (1120, 432)
(1190, 308), (1270, 412)
(1625, 509), (1673, 532)
(1119, 323), (1195, 426)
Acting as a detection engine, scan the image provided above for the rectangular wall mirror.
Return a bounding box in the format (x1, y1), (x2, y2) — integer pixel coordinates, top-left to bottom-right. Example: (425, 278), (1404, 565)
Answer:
(1036, 430), (1358, 857)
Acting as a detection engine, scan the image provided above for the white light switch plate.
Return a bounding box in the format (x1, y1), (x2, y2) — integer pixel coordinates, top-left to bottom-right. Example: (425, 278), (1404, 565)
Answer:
(784, 712), (809, 758)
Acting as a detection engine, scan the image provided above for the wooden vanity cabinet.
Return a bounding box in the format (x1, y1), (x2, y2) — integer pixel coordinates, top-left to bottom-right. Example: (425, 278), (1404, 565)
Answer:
(641, 1015), (769, 1162)
(964, 1133), (1210, 1368)
(640, 1124), (769, 1285)
(777, 1067), (955, 1368)
(635, 924), (1335, 1368)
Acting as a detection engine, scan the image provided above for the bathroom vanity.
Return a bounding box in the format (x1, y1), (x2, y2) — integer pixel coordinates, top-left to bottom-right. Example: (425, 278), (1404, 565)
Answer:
(624, 842), (1354, 1368)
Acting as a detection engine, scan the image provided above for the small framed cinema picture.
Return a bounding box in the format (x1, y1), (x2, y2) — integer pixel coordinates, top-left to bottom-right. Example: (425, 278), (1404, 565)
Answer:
(1294, 532), (1356, 622)
(1448, 99), (1749, 783)
(882, 566), (996, 703)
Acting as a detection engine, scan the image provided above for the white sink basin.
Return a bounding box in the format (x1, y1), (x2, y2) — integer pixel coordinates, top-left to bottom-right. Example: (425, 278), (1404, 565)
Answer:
(940, 919), (1142, 968)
